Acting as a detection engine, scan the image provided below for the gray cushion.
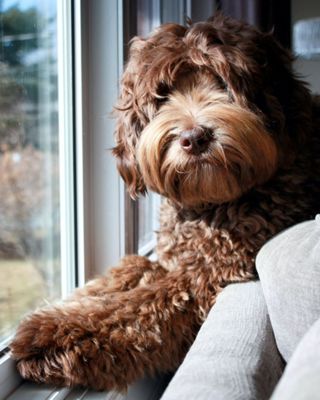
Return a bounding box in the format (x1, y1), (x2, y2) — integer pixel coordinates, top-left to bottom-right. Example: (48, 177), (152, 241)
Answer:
(161, 281), (284, 400)
(256, 215), (320, 362)
(271, 317), (320, 400)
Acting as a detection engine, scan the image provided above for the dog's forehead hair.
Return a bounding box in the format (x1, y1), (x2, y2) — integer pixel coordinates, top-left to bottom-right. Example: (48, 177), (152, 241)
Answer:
(165, 69), (226, 94)
(128, 23), (277, 116)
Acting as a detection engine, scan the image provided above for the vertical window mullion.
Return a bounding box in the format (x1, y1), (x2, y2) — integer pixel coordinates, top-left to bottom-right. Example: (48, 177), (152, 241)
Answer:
(73, 0), (88, 287)
(57, 0), (76, 297)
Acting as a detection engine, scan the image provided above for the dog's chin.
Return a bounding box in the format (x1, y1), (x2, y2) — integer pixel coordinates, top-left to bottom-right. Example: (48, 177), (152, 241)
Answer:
(137, 149), (259, 208)
(152, 158), (246, 207)
(138, 140), (278, 208)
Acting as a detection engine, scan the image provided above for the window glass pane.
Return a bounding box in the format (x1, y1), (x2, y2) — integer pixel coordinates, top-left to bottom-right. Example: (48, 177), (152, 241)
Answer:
(291, 0), (320, 93)
(0, 0), (60, 344)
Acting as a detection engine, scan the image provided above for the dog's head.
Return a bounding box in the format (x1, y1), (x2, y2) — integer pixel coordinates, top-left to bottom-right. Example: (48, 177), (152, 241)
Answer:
(113, 14), (311, 209)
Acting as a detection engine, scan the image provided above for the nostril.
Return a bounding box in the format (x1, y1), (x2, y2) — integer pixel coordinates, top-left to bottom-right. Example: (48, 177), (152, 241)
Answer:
(197, 137), (209, 146)
(179, 137), (192, 149)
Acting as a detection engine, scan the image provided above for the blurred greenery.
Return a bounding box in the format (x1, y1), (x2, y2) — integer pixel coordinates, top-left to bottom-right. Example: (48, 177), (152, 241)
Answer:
(0, 6), (43, 65)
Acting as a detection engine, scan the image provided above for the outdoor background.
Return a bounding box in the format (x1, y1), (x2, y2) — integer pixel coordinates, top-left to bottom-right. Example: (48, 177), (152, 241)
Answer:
(0, 0), (61, 343)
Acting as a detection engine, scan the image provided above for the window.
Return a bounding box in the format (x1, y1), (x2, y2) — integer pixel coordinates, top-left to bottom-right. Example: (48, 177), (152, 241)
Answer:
(292, 0), (320, 93)
(0, 0), (76, 348)
(0, 0), (76, 396)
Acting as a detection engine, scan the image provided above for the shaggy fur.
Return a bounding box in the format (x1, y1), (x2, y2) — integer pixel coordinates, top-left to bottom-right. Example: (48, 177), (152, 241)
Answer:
(10, 14), (320, 391)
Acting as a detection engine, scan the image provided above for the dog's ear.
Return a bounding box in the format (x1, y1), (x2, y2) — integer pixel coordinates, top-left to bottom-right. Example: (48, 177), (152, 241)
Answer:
(113, 37), (150, 198)
(113, 94), (147, 198)
(113, 25), (187, 198)
(112, 114), (146, 199)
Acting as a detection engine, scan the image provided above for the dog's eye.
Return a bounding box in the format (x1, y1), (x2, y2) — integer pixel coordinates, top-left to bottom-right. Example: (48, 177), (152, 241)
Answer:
(157, 96), (168, 105)
(216, 76), (233, 101)
(156, 82), (170, 101)
(216, 76), (228, 91)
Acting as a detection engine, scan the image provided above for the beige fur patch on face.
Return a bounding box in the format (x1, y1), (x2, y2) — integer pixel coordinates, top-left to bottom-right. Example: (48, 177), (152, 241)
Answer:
(137, 83), (278, 208)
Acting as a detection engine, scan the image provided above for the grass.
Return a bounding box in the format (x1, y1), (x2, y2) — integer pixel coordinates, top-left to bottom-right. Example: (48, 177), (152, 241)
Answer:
(0, 259), (46, 343)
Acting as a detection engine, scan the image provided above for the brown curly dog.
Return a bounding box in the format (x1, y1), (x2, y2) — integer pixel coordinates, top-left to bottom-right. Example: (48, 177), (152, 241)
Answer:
(10, 14), (320, 392)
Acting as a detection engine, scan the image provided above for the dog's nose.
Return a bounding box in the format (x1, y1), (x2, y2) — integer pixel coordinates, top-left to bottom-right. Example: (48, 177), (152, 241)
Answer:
(179, 127), (212, 155)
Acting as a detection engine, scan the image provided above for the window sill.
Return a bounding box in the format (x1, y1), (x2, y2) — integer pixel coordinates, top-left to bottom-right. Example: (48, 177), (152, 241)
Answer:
(2, 337), (170, 399)
(0, 350), (22, 399)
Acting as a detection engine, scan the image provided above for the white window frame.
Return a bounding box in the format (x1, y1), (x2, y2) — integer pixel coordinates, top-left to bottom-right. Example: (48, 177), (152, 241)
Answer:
(59, 0), (77, 298)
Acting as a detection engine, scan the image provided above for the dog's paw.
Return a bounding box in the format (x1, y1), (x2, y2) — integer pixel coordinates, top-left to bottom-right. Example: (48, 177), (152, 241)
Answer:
(13, 343), (112, 389)
(10, 308), (61, 359)
(9, 303), (127, 390)
(10, 308), (73, 386)
(15, 355), (68, 386)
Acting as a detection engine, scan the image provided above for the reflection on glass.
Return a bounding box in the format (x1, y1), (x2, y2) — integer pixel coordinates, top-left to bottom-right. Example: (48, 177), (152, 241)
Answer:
(0, 0), (60, 344)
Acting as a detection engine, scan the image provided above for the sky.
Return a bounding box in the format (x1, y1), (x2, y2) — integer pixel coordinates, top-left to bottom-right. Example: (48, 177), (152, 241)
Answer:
(2, 0), (56, 14)
(3, 0), (35, 10)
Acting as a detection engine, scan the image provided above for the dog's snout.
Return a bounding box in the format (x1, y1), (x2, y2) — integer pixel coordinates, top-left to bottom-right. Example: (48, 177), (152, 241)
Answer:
(179, 127), (212, 155)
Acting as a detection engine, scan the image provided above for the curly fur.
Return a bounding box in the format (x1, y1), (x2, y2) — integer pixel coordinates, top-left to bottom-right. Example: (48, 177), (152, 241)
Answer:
(10, 14), (320, 391)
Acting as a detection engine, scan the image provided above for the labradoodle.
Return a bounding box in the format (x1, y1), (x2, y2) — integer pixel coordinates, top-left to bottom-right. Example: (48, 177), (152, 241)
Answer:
(10, 14), (320, 391)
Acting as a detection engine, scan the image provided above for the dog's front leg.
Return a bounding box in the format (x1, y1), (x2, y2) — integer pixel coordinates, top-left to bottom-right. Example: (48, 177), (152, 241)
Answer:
(71, 255), (168, 298)
(10, 262), (210, 392)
